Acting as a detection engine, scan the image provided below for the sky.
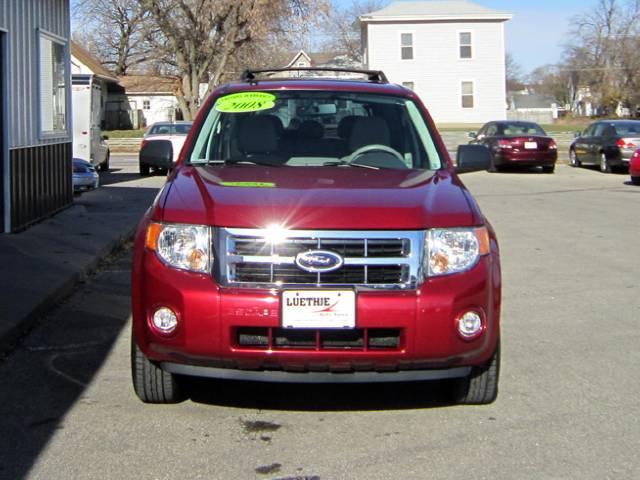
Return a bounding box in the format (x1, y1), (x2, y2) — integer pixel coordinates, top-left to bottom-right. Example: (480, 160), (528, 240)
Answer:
(334, 0), (588, 75)
(70, 0), (588, 76)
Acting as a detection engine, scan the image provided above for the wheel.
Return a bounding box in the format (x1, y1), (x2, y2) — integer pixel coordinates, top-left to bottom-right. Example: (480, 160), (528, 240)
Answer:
(452, 341), (500, 405)
(139, 161), (150, 176)
(131, 338), (184, 403)
(631, 176), (640, 185)
(569, 149), (581, 167)
(542, 165), (555, 174)
(99, 152), (110, 172)
(600, 153), (611, 173)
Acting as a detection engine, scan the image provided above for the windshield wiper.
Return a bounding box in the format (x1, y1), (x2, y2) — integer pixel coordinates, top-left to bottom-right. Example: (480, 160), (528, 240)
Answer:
(195, 159), (281, 167)
(322, 160), (380, 170)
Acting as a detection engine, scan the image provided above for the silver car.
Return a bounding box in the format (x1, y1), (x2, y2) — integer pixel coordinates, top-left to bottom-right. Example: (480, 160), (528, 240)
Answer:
(73, 158), (100, 195)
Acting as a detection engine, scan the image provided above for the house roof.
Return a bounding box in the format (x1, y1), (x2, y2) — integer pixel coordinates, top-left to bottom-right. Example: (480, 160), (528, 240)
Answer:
(285, 50), (312, 68)
(117, 75), (178, 95)
(70, 41), (118, 83)
(283, 50), (359, 68)
(511, 94), (557, 109)
(360, 1), (512, 22)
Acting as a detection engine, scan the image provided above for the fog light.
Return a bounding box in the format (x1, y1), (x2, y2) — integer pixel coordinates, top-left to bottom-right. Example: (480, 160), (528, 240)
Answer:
(152, 307), (178, 334)
(457, 311), (483, 339)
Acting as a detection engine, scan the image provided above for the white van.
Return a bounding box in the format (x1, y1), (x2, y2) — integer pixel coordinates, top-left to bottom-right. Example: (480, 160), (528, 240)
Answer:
(72, 75), (110, 171)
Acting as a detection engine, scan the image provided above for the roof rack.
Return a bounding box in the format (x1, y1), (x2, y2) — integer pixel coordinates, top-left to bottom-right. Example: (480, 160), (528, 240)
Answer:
(240, 67), (389, 84)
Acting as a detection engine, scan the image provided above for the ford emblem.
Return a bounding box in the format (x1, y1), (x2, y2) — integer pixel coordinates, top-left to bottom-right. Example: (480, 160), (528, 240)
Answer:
(295, 250), (344, 273)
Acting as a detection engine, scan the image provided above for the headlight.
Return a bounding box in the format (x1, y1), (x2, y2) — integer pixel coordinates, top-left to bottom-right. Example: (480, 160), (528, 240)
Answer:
(425, 227), (490, 277)
(145, 222), (212, 273)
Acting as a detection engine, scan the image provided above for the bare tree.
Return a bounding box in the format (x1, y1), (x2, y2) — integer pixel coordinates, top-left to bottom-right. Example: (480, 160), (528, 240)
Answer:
(73, 0), (152, 75)
(505, 52), (524, 92)
(563, 0), (640, 114)
(140, 0), (324, 119)
(321, 0), (388, 63)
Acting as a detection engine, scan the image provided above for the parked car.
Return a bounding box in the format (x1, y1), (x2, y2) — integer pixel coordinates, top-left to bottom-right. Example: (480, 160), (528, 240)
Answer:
(630, 149), (640, 185)
(131, 68), (500, 405)
(139, 121), (193, 176)
(569, 120), (640, 173)
(72, 158), (99, 195)
(469, 120), (557, 173)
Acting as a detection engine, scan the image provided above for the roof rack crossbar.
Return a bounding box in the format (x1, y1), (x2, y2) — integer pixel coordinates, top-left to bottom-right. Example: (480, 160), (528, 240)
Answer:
(240, 67), (388, 84)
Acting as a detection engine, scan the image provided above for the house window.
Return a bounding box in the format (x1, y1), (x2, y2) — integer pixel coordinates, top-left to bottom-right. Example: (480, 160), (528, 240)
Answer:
(461, 81), (474, 108)
(400, 33), (413, 60)
(39, 34), (67, 134)
(402, 82), (415, 90)
(143, 100), (151, 110)
(459, 32), (472, 59)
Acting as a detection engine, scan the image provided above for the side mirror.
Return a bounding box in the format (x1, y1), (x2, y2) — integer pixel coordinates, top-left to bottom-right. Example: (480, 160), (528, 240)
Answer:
(467, 131), (477, 139)
(456, 144), (491, 173)
(139, 139), (173, 170)
(102, 135), (109, 141)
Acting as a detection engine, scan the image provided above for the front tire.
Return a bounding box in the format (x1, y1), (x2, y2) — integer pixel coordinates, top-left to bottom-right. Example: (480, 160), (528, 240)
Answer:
(600, 153), (611, 173)
(99, 152), (110, 172)
(131, 338), (184, 404)
(570, 149), (581, 167)
(139, 162), (150, 176)
(452, 341), (500, 405)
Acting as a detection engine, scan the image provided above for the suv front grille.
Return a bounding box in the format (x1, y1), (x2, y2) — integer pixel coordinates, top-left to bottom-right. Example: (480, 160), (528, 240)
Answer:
(236, 327), (402, 351)
(216, 228), (423, 289)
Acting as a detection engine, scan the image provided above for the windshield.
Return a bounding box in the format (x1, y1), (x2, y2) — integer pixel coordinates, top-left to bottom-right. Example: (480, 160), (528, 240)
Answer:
(499, 122), (546, 136)
(148, 123), (192, 135)
(188, 91), (443, 170)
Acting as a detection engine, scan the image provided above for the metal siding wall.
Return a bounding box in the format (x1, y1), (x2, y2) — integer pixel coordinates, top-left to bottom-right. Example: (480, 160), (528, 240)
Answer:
(1, 0), (72, 232)
(5, 0), (71, 148)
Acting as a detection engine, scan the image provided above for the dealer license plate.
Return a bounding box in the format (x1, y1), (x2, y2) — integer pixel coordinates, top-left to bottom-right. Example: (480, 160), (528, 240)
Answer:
(524, 141), (538, 149)
(282, 290), (356, 329)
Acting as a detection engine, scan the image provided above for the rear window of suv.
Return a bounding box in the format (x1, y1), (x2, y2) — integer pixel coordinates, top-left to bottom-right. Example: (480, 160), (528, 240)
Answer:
(189, 91), (443, 170)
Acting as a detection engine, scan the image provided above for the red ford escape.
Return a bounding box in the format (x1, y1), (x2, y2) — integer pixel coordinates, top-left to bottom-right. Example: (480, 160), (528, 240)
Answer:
(131, 68), (501, 405)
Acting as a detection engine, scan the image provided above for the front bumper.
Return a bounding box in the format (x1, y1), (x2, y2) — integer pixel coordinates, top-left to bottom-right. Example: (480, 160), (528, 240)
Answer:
(132, 242), (501, 379)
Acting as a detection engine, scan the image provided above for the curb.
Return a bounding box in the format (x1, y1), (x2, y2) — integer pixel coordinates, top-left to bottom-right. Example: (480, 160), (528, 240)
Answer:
(0, 228), (135, 356)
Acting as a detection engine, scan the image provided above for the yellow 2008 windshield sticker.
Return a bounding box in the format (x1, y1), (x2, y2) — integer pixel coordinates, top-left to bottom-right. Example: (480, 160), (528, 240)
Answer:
(214, 92), (276, 113)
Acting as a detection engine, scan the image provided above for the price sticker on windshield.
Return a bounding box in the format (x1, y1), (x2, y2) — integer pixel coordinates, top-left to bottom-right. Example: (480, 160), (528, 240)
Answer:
(214, 92), (276, 113)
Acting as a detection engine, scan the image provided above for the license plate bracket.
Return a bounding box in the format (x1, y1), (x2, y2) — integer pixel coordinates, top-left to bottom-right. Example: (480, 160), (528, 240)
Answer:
(282, 289), (356, 329)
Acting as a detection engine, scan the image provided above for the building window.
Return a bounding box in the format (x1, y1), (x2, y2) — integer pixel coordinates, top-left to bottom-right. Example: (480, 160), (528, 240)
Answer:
(400, 33), (413, 60)
(39, 34), (67, 134)
(461, 81), (474, 108)
(143, 100), (151, 110)
(402, 82), (415, 90)
(459, 32), (472, 59)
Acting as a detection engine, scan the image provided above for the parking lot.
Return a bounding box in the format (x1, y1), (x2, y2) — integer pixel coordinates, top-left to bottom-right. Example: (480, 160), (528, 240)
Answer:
(0, 159), (638, 479)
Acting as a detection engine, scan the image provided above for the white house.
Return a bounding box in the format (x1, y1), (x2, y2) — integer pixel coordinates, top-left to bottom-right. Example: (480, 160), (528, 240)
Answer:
(281, 50), (362, 77)
(116, 75), (181, 128)
(360, 1), (512, 124)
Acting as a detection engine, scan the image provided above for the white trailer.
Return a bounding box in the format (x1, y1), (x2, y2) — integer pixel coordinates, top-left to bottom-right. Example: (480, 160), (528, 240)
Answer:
(72, 74), (110, 171)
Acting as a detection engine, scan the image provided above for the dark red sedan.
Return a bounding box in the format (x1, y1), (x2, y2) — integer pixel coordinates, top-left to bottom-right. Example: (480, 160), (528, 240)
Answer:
(630, 149), (640, 185)
(470, 120), (557, 173)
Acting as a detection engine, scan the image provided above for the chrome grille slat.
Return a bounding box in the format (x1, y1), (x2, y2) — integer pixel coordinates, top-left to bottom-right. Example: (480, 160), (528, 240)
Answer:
(217, 228), (424, 290)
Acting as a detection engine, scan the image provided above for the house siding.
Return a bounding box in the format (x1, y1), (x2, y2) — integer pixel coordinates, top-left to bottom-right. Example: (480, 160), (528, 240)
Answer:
(366, 20), (507, 124)
(0, 0), (72, 232)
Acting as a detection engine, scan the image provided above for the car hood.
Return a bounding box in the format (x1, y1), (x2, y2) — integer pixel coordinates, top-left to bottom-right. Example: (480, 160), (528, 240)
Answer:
(158, 166), (481, 229)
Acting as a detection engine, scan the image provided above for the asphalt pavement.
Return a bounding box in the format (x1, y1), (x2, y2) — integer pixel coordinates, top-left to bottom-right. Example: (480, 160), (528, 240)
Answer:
(0, 162), (638, 479)
(0, 155), (165, 353)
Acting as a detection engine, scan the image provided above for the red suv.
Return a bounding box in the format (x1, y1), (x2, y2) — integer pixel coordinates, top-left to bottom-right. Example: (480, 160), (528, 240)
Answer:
(131, 68), (501, 405)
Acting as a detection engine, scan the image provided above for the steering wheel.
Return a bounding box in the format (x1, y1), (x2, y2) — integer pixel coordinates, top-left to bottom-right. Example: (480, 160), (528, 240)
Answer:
(345, 144), (407, 168)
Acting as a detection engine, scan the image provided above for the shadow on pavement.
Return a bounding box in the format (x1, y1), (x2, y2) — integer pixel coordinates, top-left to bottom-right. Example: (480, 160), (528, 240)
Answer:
(186, 377), (456, 412)
(0, 252), (133, 480)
